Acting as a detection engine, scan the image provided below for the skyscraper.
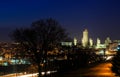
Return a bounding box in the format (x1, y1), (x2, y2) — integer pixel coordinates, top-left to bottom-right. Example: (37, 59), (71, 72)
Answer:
(74, 37), (77, 46)
(82, 29), (88, 47)
(89, 38), (93, 47)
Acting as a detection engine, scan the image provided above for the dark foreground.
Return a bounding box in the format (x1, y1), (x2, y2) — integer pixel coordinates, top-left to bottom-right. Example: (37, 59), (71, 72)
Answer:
(53, 62), (116, 77)
(0, 62), (116, 77)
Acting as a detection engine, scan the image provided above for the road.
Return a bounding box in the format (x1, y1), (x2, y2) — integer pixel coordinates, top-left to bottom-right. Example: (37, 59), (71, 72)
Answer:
(59, 62), (116, 77)
(0, 73), (38, 77)
(0, 62), (117, 77)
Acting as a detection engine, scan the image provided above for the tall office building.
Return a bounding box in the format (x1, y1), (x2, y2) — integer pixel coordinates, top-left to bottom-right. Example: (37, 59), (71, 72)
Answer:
(74, 37), (77, 46)
(82, 29), (88, 47)
(89, 38), (93, 47)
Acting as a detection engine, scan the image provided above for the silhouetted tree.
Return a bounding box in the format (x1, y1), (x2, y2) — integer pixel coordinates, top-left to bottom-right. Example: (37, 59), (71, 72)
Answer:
(111, 45), (120, 76)
(11, 18), (68, 77)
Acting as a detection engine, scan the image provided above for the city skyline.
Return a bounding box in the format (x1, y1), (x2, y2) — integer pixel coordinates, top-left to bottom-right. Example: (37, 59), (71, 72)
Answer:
(0, 0), (120, 42)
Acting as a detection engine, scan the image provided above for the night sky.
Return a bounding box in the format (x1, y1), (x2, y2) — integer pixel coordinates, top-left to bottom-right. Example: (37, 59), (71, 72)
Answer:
(0, 0), (120, 43)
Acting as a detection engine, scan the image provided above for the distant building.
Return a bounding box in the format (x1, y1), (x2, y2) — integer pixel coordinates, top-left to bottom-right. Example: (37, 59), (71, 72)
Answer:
(105, 37), (112, 46)
(108, 42), (118, 51)
(109, 40), (120, 51)
(73, 37), (77, 46)
(113, 40), (120, 43)
(89, 38), (93, 47)
(61, 42), (72, 47)
(82, 29), (88, 47)
(96, 38), (106, 49)
(97, 38), (101, 47)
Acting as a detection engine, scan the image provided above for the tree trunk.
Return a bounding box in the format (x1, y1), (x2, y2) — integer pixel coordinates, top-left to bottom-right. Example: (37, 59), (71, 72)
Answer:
(38, 64), (41, 77)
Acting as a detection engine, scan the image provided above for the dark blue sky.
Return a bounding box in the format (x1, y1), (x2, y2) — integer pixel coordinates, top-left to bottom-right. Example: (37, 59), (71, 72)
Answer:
(0, 0), (120, 42)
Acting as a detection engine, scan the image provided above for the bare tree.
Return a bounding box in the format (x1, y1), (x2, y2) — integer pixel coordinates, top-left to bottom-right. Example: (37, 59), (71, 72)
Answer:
(11, 18), (68, 77)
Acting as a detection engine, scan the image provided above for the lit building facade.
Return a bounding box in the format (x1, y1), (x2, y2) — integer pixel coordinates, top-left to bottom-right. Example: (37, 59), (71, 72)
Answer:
(96, 38), (106, 49)
(89, 38), (93, 47)
(105, 37), (112, 46)
(74, 37), (77, 46)
(82, 29), (88, 47)
(97, 38), (101, 47)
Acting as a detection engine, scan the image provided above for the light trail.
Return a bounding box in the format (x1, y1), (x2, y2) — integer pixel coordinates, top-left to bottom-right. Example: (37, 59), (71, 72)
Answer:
(18, 73), (38, 77)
